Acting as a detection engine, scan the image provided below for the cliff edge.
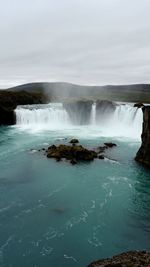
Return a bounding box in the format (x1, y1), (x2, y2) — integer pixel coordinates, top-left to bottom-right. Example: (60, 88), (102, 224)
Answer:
(135, 106), (150, 167)
(0, 90), (47, 125)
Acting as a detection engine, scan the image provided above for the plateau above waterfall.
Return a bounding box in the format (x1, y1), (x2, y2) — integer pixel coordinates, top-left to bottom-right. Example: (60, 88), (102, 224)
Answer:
(15, 102), (143, 139)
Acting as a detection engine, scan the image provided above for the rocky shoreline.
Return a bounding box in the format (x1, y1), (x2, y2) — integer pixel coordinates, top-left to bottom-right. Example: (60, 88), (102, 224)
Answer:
(87, 251), (150, 267)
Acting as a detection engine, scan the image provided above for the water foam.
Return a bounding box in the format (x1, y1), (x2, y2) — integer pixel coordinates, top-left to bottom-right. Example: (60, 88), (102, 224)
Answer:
(15, 102), (143, 139)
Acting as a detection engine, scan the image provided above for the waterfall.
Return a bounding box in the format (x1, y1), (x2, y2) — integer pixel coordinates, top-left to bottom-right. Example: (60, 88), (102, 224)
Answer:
(15, 102), (143, 139)
(90, 102), (96, 125)
(93, 103), (143, 138)
(16, 103), (70, 128)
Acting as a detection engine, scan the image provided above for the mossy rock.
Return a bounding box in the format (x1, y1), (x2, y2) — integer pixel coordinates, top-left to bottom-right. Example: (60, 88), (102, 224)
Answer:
(47, 144), (97, 162)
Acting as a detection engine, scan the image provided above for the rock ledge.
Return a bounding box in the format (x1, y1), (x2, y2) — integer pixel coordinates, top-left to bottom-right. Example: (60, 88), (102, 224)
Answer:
(87, 250), (150, 267)
(135, 106), (150, 167)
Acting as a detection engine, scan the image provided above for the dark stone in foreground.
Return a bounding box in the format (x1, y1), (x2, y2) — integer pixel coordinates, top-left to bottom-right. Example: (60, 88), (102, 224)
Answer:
(98, 155), (105, 159)
(98, 146), (107, 153)
(135, 106), (150, 167)
(87, 251), (150, 267)
(104, 143), (117, 148)
(47, 144), (97, 162)
(70, 159), (77, 165)
(70, 139), (79, 144)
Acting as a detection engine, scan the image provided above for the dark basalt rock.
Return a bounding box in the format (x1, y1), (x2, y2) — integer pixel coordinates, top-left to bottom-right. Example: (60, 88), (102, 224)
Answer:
(135, 106), (150, 167)
(63, 100), (93, 125)
(0, 106), (16, 125)
(98, 155), (105, 159)
(48, 145), (57, 150)
(95, 100), (117, 124)
(96, 99), (116, 113)
(96, 100), (116, 111)
(104, 142), (117, 148)
(0, 90), (47, 125)
(97, 143), (117, 154)
(70, 139), (79, 144)
(134, 102), (145, 108)
(41, 140), (118, 164)
(70, 159), (77, 165)
(87, 250), (150, 267)
(47, 144), (97, 162)
(97, 146), (107, 153)
(56, 157), (61, 162)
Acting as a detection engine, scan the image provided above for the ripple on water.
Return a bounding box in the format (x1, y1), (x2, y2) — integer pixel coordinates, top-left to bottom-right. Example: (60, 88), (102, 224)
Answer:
(64, 254), (78, 263)
(0, 235), (14, 264)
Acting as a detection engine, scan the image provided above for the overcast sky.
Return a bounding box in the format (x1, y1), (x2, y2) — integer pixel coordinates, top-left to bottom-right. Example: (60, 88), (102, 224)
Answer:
(0, 0), (150, 88)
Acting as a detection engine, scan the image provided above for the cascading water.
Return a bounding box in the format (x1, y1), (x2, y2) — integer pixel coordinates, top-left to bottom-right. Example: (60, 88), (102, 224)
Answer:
(15, 102), (143, 139)
(95, 103), (143, 139)
(90, 102), (96, 125)
(16, 103), (70, 128)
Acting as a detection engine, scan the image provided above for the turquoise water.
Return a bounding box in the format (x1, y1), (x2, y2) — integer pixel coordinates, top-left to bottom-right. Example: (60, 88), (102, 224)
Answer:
(0, 126), (150, 267)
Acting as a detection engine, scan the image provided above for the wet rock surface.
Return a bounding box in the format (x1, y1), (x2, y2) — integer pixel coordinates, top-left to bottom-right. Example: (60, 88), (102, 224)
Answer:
(70, 139), (79, 144)
(87, 251), (150, 267)
(104, 142), (117, 148)
(135, 106), (150, 167)
(96, 100), (116, 112)
(134, 102), (145, 108)
(44, 140), (117, 164)
(47, 144), (97, 162)
(0, 90), (47, 125)
(63, 100), (93, 125)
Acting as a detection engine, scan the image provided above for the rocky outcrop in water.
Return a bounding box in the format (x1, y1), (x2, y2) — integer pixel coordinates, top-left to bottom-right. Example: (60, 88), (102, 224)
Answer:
(104, 142), (117, 148)
(47, 144), (97, 162)
(44, 140), (117, 164)
(87, 251), (150, 267)
(70, 139), (79, 144)
(135, 106), (150, 167)
(0, 90), (47, 125)
(63, 100), (93, 125)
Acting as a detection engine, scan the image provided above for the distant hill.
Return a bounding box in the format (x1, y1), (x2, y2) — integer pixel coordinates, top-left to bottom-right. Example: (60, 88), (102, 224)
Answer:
(6, 82), (150, 103)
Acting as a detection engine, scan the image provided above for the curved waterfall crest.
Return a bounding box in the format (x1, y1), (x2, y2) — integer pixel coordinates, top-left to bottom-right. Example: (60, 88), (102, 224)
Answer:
(16, 103), (70, 126)
(15, 102), (143, 138)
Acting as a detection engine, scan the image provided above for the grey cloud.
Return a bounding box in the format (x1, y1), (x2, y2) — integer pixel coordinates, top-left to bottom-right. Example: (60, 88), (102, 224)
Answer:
(0, 0), (150, 88)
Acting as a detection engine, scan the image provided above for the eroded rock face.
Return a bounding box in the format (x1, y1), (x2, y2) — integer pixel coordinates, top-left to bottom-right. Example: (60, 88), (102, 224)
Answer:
(96, 100), (116, 123)
(0, 90), (47, 125)
(63, 100), (93, 125)
(96, 100), (116, 113)
(135, 106), (150, 167)
(134, 102), (145, 108)
(87, 251), (150, 267)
